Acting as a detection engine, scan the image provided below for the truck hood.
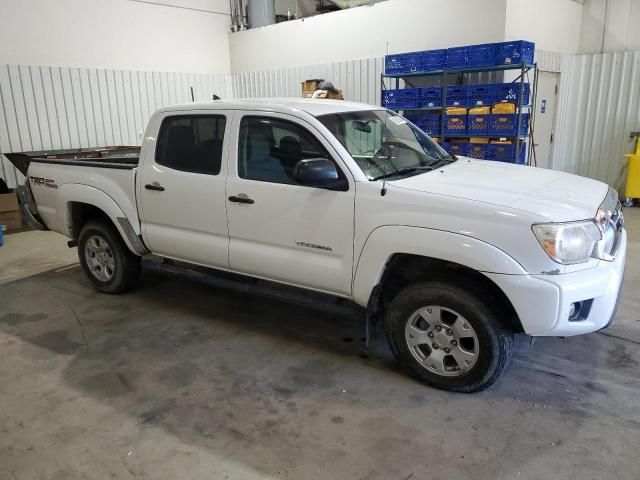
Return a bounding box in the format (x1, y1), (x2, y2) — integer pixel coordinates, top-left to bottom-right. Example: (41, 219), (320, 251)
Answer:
(390, 158), (608, 222)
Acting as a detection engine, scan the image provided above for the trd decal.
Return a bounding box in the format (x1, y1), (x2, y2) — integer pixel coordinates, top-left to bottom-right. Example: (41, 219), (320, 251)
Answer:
(29, 176), (58, 189)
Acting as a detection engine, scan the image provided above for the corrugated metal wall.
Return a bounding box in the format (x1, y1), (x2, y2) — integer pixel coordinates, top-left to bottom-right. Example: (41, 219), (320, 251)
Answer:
(2, 50), (637, 194)
(0, 65), (230, 188)
(553, 51), (640, 193)
(232, 57), (386, 104)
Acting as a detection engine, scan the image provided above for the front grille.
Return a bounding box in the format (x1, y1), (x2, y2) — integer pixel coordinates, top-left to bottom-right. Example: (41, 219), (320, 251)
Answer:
(596, 187), (624, 260)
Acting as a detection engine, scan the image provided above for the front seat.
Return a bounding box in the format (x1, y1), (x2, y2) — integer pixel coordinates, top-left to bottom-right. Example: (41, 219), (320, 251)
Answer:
(245, 132), (289, 183)
(278, 136), (303, 178)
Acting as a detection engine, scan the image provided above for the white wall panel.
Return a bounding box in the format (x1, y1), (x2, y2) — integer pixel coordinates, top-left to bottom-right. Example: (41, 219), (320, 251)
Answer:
(0, 64), (228, 188)
(553, 51), (640, 193)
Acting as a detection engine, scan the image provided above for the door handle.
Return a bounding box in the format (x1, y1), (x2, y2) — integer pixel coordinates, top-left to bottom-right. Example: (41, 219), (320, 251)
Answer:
(228, 195), (255, 204)
(145, 182), (165, 192)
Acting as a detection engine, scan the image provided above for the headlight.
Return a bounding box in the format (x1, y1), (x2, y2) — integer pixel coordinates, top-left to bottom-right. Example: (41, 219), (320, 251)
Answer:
(532, 221), (602, 265)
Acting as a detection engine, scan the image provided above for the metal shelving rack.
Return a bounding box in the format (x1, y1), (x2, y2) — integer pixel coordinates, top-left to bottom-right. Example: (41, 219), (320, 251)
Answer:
(381, 62), (539, 165)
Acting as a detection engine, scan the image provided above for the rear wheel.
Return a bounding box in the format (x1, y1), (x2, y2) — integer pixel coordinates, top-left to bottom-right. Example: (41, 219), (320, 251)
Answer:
(78, 220), (141, 294)
(385, 281), (513, 393)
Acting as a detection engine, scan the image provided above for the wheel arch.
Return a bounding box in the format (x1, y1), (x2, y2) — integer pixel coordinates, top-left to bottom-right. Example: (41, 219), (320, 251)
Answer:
(58, 184), (145, 256)
(353, 226), (526, 333)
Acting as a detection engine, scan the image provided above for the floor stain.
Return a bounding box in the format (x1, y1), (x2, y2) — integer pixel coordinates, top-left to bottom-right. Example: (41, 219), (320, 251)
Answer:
(606, 345), (640, 369)
(31, 330), (83, 355)
(0, 312), (48, 326)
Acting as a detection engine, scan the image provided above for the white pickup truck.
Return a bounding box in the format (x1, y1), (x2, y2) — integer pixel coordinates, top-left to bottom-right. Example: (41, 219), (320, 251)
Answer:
(8, 98), (626, 392)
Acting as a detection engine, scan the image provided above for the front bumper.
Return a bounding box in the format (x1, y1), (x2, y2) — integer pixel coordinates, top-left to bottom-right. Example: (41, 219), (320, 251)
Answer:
(485, 228), (627, 336)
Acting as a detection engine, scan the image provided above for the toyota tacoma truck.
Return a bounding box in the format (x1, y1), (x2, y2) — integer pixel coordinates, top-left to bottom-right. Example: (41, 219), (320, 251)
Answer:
(7, 98), (626, 392)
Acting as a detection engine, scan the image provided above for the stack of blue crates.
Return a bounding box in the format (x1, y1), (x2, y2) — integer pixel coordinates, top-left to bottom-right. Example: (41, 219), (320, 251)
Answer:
(384, 41), (534, 75)
(382, 40), (535, 165)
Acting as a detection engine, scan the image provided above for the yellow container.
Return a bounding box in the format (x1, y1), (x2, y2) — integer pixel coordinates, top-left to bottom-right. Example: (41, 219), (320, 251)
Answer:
(492, 102), (516, 114)
(470, 137), (490, 144)
(469, 106), (490, 114)
(446, 107), (467, 115)
(624, 138), (640, 201)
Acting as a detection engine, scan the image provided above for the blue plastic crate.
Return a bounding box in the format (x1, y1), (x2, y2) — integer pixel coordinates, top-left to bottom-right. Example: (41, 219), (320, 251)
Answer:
(489, 142), (527, 164)
(442, 142), (469, 156)
(382, 88), (421, 109)
(495, 40), (535, 65)
(444, 114), (468, 134)
(468, 85), (493, 106)
(467, 143), (491, 160)
(385, 52), (424, 74)
(468, 114), (490, 135)
(445, 85), (469, 107)
(406, 114), (441, 135)
(468, 43), (497, 67)
(421, 114), (441, 135)
(491, 83), (530, 105)
(422, 49), (447, 71)
(420, 87), (442, 107)
(489, 113), (530, 137)
(446, 46), (468, 68)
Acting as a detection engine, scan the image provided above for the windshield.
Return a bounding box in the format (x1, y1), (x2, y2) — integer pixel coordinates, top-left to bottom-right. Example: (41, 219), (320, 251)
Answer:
(318, 109), (453, 180)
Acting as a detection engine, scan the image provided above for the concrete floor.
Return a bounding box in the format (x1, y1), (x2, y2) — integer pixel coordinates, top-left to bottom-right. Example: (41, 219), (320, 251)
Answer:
(0, 211), (639, 480)
(0, 230), (78, 285)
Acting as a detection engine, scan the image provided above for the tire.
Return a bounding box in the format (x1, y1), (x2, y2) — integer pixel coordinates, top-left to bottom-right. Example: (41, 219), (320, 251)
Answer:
(78, 220), (141, 294)
(385, 281), (513, 393)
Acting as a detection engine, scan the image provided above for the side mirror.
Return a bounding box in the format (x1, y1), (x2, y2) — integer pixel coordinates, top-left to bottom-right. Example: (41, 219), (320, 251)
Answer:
(293, 158), (348, 191)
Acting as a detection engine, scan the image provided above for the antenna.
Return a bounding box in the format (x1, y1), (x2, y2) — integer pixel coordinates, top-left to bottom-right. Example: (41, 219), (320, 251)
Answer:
(190, 87), (195, 102)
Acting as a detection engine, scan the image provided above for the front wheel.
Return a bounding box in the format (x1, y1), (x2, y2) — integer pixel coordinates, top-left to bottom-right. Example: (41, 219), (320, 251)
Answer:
(78, 220), (141, 294)
(385, 282), (513, 393)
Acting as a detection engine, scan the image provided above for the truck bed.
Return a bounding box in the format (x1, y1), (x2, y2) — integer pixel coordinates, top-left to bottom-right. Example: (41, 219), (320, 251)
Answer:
(5, 146), (140, 176)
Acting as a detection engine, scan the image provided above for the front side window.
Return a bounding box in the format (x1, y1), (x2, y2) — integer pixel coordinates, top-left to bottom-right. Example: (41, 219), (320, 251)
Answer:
(238, 116), (334, 185)
(156, 115), (226, 175)
(318, 110), (452, 180)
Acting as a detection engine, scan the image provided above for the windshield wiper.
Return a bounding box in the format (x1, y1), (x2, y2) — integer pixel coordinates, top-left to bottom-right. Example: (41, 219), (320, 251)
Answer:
(372, 165), (436, 181)
(439, 154), (458, 162)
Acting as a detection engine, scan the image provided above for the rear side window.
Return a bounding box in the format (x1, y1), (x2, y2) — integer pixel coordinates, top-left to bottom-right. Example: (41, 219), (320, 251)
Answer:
(156, 115), (226, 175)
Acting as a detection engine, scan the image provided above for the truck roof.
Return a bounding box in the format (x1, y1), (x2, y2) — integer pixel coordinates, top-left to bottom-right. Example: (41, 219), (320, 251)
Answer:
(156, 98), (382, 117)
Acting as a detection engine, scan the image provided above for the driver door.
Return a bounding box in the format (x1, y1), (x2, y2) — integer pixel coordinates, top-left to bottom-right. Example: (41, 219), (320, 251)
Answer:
(225, 111), (356, 296)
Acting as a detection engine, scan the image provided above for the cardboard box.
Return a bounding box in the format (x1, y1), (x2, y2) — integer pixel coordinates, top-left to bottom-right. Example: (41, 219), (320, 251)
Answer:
(0, 192), (22, 230)
(0, 192), (18, 212)
(0, 211), (21, 230)
(301, 79), (324, 97)
(311, 90), (344, 100)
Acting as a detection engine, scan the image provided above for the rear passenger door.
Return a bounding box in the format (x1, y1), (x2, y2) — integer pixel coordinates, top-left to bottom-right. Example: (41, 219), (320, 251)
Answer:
(138, 111), (230, 267)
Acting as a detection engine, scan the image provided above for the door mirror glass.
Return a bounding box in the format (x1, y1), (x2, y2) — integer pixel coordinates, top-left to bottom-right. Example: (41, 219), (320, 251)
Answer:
(293, 158), (348, 191)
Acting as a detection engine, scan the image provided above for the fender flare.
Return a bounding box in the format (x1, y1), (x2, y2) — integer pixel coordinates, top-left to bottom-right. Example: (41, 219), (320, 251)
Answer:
(352, 225), (527, 306)
(56, 183), (145, 256)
